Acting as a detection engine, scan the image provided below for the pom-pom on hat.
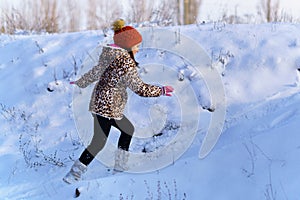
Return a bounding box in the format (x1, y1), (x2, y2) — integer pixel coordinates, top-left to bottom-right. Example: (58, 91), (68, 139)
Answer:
(112, 19), (142, 50)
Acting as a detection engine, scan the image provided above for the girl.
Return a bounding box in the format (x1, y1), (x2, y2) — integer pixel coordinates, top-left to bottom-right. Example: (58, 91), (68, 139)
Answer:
(63, 19), (174, 184)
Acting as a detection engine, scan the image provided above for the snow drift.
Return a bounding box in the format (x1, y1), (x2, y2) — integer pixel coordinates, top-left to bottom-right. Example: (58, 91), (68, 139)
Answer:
(1, 23), (300, 199)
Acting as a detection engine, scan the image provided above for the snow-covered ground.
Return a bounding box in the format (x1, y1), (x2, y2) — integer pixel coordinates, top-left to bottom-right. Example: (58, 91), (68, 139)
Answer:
(1, 23), (300, 200)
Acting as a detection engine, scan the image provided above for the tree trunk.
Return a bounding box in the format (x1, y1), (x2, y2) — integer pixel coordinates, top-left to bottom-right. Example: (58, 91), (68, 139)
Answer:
(182, 0), (201, 25)
(184, 0), (190, 24)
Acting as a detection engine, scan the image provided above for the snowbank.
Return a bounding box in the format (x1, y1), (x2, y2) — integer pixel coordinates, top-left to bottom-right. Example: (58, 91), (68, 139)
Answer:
(1, 23), (300, 199)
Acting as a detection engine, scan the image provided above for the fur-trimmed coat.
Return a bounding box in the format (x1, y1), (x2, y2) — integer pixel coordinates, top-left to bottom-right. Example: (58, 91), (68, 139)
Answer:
(75, 45), (162, 119)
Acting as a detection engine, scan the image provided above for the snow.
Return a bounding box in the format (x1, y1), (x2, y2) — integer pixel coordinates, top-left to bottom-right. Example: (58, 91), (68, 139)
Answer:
(1, 23), (300, 199)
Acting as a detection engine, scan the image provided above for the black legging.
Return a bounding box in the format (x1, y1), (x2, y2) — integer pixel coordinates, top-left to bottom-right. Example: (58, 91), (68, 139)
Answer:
(79, 114), (134, 166)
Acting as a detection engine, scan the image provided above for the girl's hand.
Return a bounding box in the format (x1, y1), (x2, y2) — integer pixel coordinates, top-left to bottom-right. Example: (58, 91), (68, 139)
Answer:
(161, 86), (174, 96)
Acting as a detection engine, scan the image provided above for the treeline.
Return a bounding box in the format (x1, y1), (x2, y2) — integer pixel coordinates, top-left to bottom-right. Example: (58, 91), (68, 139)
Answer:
(0, 0), (200, 34)
(0, 0), (297, 34)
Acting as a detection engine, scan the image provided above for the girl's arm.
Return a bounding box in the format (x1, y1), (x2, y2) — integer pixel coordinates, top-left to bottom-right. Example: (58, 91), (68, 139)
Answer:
(73, 52), (109, 88)
(123, 57), (162, 97)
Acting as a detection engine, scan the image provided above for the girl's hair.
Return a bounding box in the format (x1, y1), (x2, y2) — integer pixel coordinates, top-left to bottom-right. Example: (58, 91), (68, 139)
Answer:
(128, 51), (139, 67)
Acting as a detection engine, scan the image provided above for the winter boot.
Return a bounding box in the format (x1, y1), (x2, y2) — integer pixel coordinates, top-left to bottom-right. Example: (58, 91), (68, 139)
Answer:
(113, 148), (130, 173)
(63, 160), (87, 184)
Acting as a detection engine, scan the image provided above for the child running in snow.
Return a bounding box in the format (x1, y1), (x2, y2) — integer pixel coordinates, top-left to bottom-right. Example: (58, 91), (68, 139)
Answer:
(63, 19), (174, 184)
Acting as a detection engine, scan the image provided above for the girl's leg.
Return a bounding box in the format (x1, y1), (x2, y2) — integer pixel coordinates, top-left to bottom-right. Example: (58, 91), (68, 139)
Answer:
(111, 116), (134, 172)
(64, 114), (112, 184)
(79, 114), (112, 166)
(112, 115), (134, 151)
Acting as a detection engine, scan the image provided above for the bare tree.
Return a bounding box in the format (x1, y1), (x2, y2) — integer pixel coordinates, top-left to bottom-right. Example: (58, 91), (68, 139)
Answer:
(1, 0), (59, 34)
(127, 0), (154, 23)
(0, 7), (5, 33)
(41, 0), (59, 33)
(126, 0), (176, 26)
(258, 0), (280, 22)
(87, 0), (98, 30)
(177, 0), (202, 25)
(87, 0), (121, 31)
(154, 0), (178, 25)
(0, 0), (204, 34)
(66, 0), (81, 32)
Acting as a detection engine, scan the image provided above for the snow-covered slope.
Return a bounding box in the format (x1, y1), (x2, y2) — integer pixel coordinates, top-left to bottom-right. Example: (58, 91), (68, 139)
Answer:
(1, 23), (300, 200)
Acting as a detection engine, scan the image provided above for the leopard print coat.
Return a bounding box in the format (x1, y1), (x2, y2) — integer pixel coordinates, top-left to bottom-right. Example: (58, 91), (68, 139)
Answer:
(75, 45), (162, 119)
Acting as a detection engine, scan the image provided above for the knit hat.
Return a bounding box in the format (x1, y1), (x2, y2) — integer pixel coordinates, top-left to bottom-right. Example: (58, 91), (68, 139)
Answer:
(112, 19), (142, 49)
